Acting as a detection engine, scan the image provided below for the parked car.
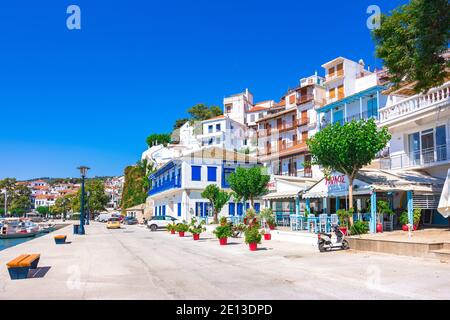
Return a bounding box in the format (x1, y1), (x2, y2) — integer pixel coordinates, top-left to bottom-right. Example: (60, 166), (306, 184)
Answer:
(123, 216), (138, 225)
(97, 213), (112, 222)
(147, 216), (179, 231)
(106, 217), (121, 229)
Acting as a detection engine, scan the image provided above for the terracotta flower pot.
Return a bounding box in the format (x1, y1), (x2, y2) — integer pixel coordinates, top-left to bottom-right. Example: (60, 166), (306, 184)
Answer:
(402, 225), (409, 231)
(179, 231), (185, 237)
(193, 233), (200, 240)
(376, 223), (383, 233)
(219, 237), (227, 245)
(264, 234), (271, 240)
(249, 243), (258, 251)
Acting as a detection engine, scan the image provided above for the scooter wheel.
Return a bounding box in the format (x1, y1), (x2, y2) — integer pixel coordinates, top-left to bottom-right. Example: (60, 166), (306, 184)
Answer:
(342, 240), (350, 250)
(318, 243), (326, 252)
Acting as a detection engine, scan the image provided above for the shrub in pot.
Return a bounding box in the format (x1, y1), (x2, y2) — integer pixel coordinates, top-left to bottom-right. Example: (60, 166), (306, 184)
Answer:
(260, 208), (276, 230)
(336, 209), (351, 235)
(400, 209), (421, 231)
(349, 220), (369, 235)
(231, 223), (247, 238)
(261, 229), (271, 240)
(244, 208), (260, 228)
(219, 216), (228, 226)
(374, 200), (394, 233)
(167, 222), (177, 234)
(175, 221), (189, 237)
(213, 223), (233, 245)
(189, 218), (206, 240)
(245, 226), (262, 251)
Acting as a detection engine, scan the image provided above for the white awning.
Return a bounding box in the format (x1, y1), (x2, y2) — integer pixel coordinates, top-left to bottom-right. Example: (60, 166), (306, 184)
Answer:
(263, 190), (299, 200)
(438, 169), (450, 218)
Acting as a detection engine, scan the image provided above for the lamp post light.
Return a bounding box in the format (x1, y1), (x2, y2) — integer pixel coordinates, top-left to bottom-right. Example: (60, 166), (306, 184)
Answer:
(77, 166), (90, 235)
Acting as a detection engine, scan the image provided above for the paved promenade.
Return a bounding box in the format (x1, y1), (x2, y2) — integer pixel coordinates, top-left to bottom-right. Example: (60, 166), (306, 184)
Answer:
(1, 222), (450, 299)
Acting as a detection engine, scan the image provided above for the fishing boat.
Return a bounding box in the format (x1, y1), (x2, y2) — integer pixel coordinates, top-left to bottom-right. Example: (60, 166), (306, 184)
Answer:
(0, 219), (40, 239)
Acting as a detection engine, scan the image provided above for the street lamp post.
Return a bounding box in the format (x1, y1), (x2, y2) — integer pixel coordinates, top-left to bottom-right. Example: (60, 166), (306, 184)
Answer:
(77, 166), (90, 235)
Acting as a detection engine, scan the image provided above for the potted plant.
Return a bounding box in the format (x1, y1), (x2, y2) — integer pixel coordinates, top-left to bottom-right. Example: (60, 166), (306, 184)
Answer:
(219, 216), (228, 226)
(245, 226), (262, 251)
(260, 208), (276, 230)
(213, 223), (233, 245)
(261, 229), (271, 240)
(189, 218), (206, 240)
(336, 209), (350, 235)
(413, 208), (422, 230)
(167, 222), (176, 234)
(375, 200), (394, 233)
(175, 221), (189, 237)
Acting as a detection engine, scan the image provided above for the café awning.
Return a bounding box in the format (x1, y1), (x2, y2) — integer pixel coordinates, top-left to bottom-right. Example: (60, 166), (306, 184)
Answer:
(302, 169), (443, 199)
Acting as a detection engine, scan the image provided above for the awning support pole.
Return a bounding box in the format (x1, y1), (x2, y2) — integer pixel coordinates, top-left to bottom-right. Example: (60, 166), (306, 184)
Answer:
(306, 198), (311, 214)
(295, 196), (300, 215)
(336, 197), (340, 211)
(407, 191), (414, 225)
(370, 192), (377, 233)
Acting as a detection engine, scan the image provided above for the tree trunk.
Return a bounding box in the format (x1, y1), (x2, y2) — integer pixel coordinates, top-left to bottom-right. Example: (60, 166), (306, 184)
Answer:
(348, 177), (354, 227)
(250, 196), (254, 209)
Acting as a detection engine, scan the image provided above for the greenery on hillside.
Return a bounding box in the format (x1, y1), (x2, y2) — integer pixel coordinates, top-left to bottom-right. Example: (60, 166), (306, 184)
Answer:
(373, 0), (450, 93)
(120, 159), (154, 214)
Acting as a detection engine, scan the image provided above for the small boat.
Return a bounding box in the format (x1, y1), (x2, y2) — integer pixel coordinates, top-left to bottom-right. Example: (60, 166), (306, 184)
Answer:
(0, 219), (39, 239)
(39, 224), (56, 233)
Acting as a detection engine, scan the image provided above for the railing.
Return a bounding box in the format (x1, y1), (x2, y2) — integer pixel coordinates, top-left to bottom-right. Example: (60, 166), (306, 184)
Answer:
(278, 122), (297, 133)
(379, 81), (450, 124)
(296, 94), (314, 105)
(297, 117), (309, 126)
(380, 144), (450, 170)
(325, 70), (344, 82)
(148, 179), (181, 196)
(259, 140), (307, 156)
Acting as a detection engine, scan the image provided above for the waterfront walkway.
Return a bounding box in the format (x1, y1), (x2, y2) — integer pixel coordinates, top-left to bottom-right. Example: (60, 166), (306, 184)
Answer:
(1, 222), (450, 299)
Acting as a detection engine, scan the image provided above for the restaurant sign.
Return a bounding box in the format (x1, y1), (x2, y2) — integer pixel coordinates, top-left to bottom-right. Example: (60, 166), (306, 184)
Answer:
(325, 174), (348, 193)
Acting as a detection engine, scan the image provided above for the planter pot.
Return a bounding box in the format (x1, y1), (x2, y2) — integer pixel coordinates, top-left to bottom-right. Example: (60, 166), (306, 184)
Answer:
(263, 233), (271, 240)
(178, 231), (185, 237)
(219, 237), (228, 245)
(193, 233), (200, 240)
(414, 225), (418, 231)
(339, 227), (348, 236)
(269, 225), (275, 230)
(376, 223), (383, 233)
(249, 243), (258, 251)
(54, 236), (67, 245)
(402, 224), (418, 231)
(170, 230), (175, 234)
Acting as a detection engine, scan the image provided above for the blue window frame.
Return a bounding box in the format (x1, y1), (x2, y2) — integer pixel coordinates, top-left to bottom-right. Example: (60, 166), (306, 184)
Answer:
(177, 203), (182, 217)
(222, 167), (235, 188)
(207, 166), (217, 182)
(216, 123), (221, 131)
(367, 97), (378, 119)
(191, 165), (201, 181)
(237, 203), (244, 216)
(229, 203), (235, 216)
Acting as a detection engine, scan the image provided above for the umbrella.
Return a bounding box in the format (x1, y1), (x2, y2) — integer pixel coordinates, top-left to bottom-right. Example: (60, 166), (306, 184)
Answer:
(437, 169), (450, 218)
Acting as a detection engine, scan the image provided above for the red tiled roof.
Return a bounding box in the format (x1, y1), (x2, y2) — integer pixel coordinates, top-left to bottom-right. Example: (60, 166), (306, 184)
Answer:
(247, 105), (269, 113)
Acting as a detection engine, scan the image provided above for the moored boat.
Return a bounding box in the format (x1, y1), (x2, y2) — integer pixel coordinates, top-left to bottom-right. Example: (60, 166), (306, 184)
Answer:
(0, 219), (39, 239)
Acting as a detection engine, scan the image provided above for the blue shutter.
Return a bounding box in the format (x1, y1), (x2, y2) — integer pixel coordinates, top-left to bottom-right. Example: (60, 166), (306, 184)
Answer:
(246, 202), (250, 210)
(254, 203), (261, 213)
(192, 166), (201, 181)
(229, 203), (235, 216)
(237, 203), (243, 216)
(207, 166), (217, 182)
(162, 205), (166, 216)
(177, 203), (181, 217)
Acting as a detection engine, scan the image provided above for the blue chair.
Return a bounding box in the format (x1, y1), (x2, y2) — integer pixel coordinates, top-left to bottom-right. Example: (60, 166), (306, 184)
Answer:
(319, 214), (328, 232)
(290, 215), (299, 231)
(331, 214), (339, 226)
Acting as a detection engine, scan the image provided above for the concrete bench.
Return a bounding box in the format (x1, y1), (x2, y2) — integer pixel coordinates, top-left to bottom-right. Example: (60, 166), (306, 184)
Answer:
(6, 254), (41, 280)
(54, 235), (67, 244)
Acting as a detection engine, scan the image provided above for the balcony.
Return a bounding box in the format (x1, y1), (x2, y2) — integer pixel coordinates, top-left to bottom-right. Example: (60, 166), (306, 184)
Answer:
(297, 117), (309, 127)
(148, 178), (181, 196)
(296, 94), (314, 105)
(379, 81), (450, 125)
(325, 70), (344, 82)
(379, 144), (450, 170)
(278, 122), (297, 133)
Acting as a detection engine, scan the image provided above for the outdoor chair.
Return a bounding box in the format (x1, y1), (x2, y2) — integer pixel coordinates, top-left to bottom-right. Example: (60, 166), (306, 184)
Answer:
(319, 214), (328, 233)
(331, 214), (339, 226)
(383, 214), (394, 231)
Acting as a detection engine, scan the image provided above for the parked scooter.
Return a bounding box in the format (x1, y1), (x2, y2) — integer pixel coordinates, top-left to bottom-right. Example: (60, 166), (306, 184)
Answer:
(317, 224), (350, 252)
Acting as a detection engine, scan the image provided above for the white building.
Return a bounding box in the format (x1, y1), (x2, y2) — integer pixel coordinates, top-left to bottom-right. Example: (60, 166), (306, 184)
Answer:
(148, 147), (263, 222)
(223, 89), (254, 125)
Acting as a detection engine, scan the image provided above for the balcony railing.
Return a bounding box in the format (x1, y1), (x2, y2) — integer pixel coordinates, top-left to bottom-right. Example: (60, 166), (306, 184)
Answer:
(297, 117), (309, 126)
(259, 140), (308, 157)
(325, 70), (344, 82)
(379, 81), (450, 124)
(379, 144), (450, 170)
(296, 94), (314, 105)
(148, 178), (181, 196)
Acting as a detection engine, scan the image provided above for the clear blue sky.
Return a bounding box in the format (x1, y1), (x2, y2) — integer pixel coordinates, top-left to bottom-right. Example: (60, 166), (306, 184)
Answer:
(0, 0), (407, 180)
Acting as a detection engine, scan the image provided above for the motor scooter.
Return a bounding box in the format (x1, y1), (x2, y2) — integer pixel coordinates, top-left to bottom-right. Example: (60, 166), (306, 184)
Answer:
(317, 224), (350, 252)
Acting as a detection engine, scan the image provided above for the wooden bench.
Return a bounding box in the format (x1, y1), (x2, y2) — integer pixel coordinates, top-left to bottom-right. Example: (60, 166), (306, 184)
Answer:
(54, 235), (67, 244)
(6, 254), (40, 280)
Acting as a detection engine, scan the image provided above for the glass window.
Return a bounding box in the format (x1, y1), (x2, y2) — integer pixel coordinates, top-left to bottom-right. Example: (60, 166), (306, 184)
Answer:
(208, 125), (213, 133)
(250, 114), (255, 122)
(436, 125), (447, 161)
(216, 123), (221, 131)
(191, 165), (201, 181)
(408, 132), (420, 165)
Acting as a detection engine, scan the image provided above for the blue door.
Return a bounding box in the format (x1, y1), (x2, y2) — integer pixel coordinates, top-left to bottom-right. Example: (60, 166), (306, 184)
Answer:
(229, 203), (235, 216)
(254, 203), (261, 213)
(334, 109), (344, 124)
(177, 203), (181, 217)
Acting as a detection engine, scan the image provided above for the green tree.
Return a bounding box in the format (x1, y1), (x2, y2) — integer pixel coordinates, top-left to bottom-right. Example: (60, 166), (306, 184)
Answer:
(307, 119), (391, 225)
(72, 180), (109, 214)
(36, 206), (50, 215)
(52, 194), (73, 219)
(187, 104), (223, 122)
(146, 133), (171, 148)
(9, 184), (32, 214)
(227, 167), (270, 208)
(201, 184), (231, 224)
(373, 0), (450, 93)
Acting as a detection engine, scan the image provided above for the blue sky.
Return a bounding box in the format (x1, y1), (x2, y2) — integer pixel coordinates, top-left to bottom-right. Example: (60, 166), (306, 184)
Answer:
(0, 0), (407, 180)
